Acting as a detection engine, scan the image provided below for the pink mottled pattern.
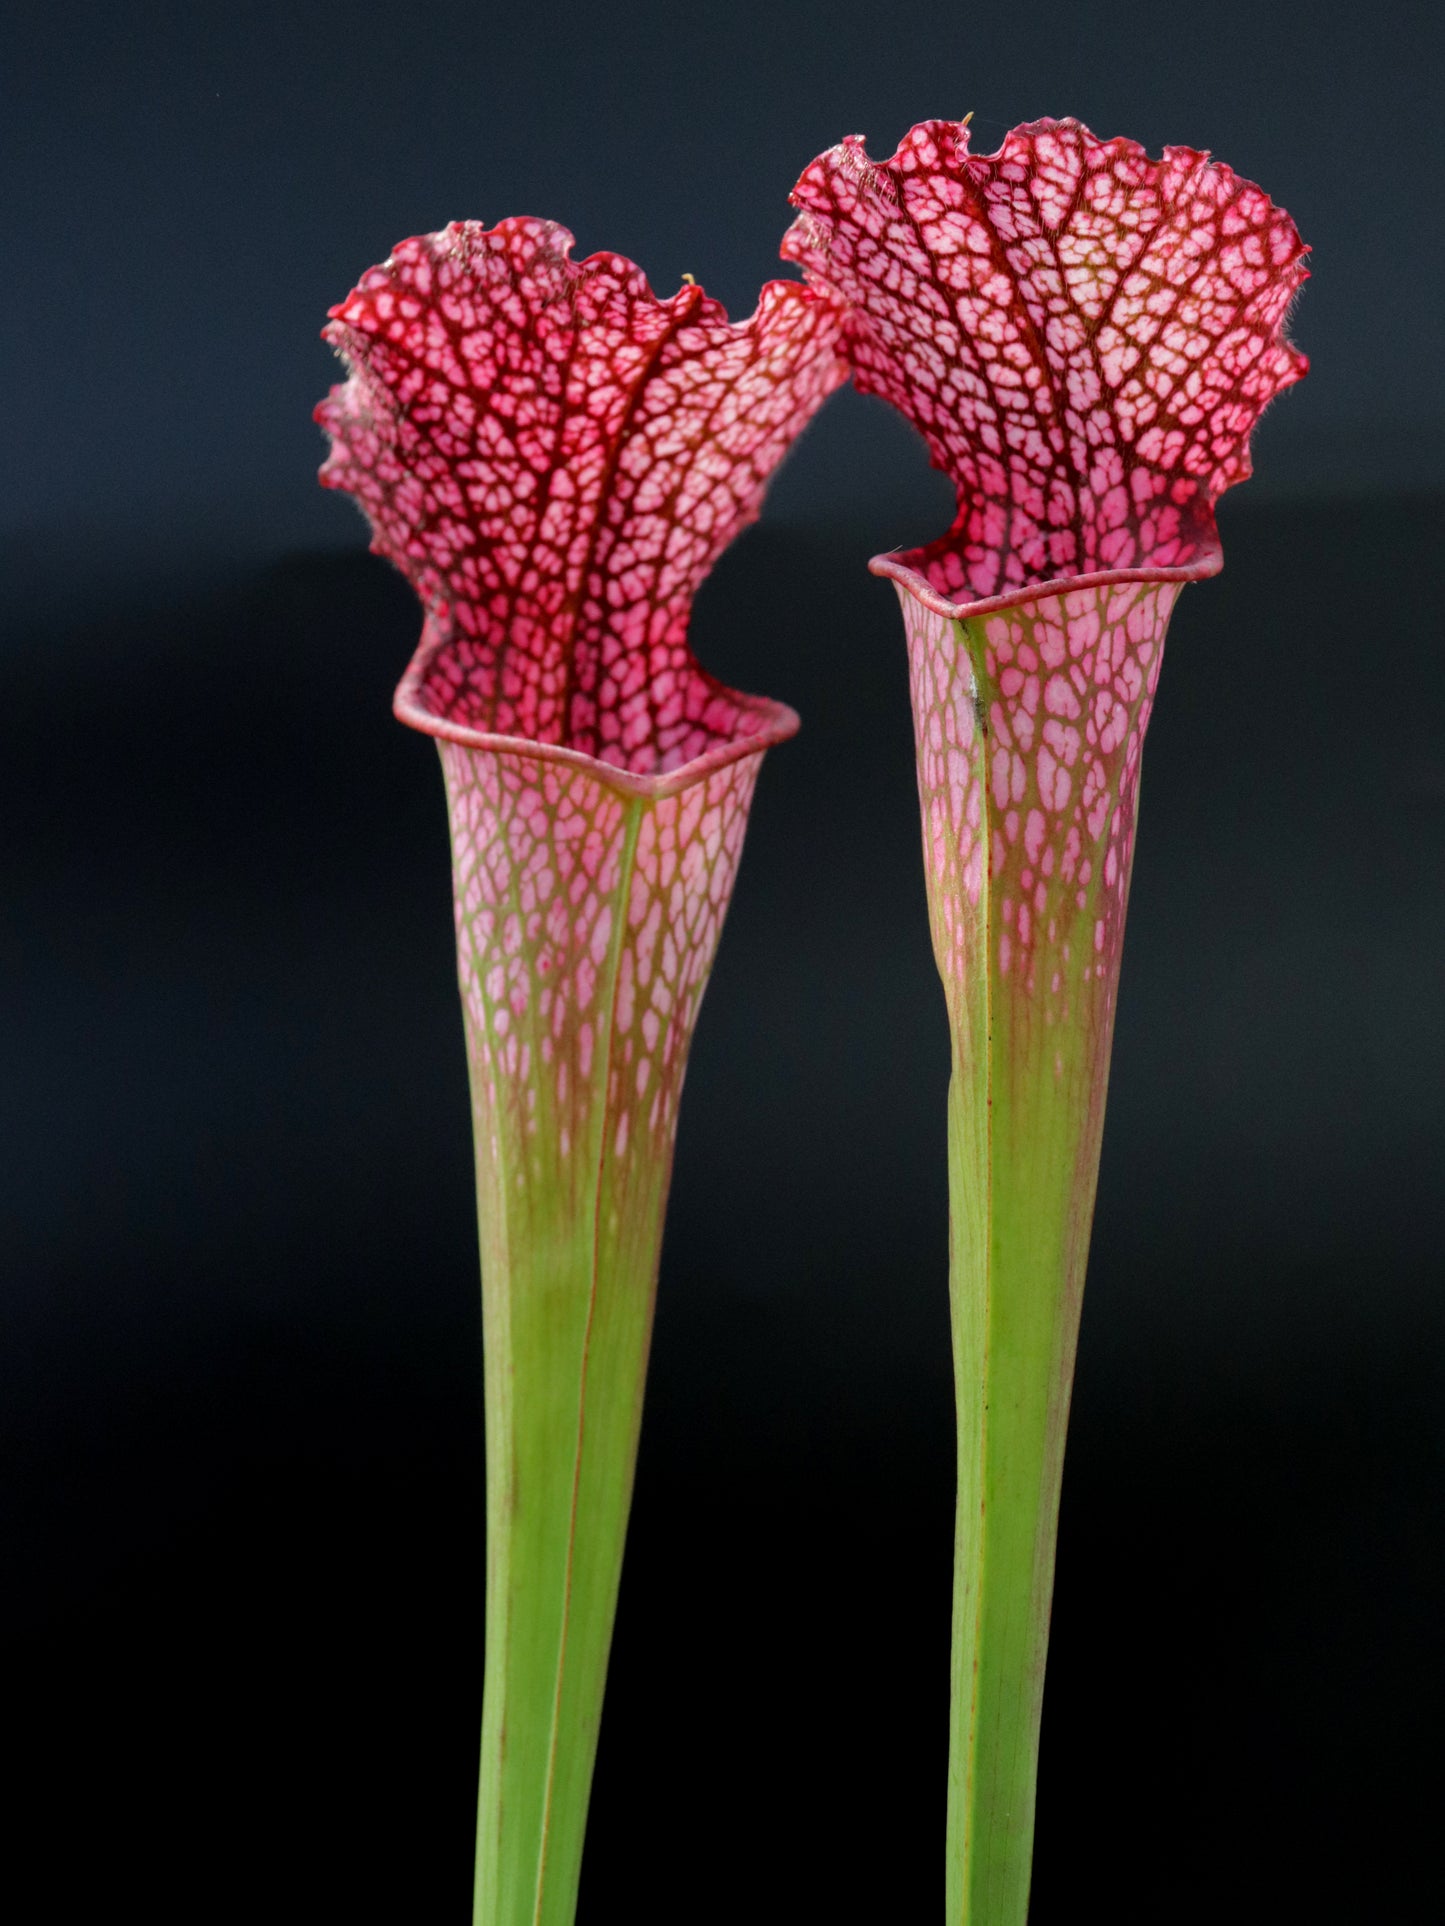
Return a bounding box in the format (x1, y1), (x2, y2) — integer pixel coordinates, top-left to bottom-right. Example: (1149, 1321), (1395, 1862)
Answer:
(904, 580), (1175, 1019)
(318, 219), (847, 775)
(784, 118), (1308, 601)
(443, 743), (758, 1158)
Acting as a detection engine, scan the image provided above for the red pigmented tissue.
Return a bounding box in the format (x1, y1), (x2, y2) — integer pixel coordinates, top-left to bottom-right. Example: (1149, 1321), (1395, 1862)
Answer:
(783, 118), (1309, 605)
(318, 219), (848, 776)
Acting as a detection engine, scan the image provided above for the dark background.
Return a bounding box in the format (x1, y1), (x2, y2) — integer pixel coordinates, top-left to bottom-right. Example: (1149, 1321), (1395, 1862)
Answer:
(6, 3), (1443, 1920)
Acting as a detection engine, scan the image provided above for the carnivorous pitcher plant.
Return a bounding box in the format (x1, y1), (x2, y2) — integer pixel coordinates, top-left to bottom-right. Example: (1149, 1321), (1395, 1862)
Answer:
(318, 218), (846, 1926)
(784, 115), (1308, 1925)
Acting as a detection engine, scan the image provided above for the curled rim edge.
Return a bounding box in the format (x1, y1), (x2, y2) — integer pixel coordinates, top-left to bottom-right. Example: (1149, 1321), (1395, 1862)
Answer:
(394, 619), (800, 802)
(868, 532), (1225, 625)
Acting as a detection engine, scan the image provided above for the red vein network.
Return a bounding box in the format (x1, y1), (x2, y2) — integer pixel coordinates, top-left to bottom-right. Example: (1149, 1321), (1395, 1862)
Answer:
(318, 219), (848, 774)
(783, 117), (1309, 603)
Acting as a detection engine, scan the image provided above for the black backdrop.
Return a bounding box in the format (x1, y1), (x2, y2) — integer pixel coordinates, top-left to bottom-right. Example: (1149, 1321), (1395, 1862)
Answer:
(7, 3), (1444, 1920)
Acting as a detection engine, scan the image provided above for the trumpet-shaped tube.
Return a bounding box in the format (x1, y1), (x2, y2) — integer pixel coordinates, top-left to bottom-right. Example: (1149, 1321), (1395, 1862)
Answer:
(423, 724), (778, 1926)
(785, 116), (1308, 1922)
(318, 218), (846, 1925)
(890, 570), (1189, 1921)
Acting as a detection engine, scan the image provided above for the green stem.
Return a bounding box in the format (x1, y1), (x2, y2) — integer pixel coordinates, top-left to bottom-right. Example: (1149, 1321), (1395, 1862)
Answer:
(944, 972), (1113, 1921)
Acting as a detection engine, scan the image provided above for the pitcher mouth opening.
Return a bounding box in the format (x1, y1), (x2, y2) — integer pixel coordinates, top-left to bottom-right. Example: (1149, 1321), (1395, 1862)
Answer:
(870, 537), (1224, 624)
(393, 615), (799, 802)
(869, 486), (1225, 625)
